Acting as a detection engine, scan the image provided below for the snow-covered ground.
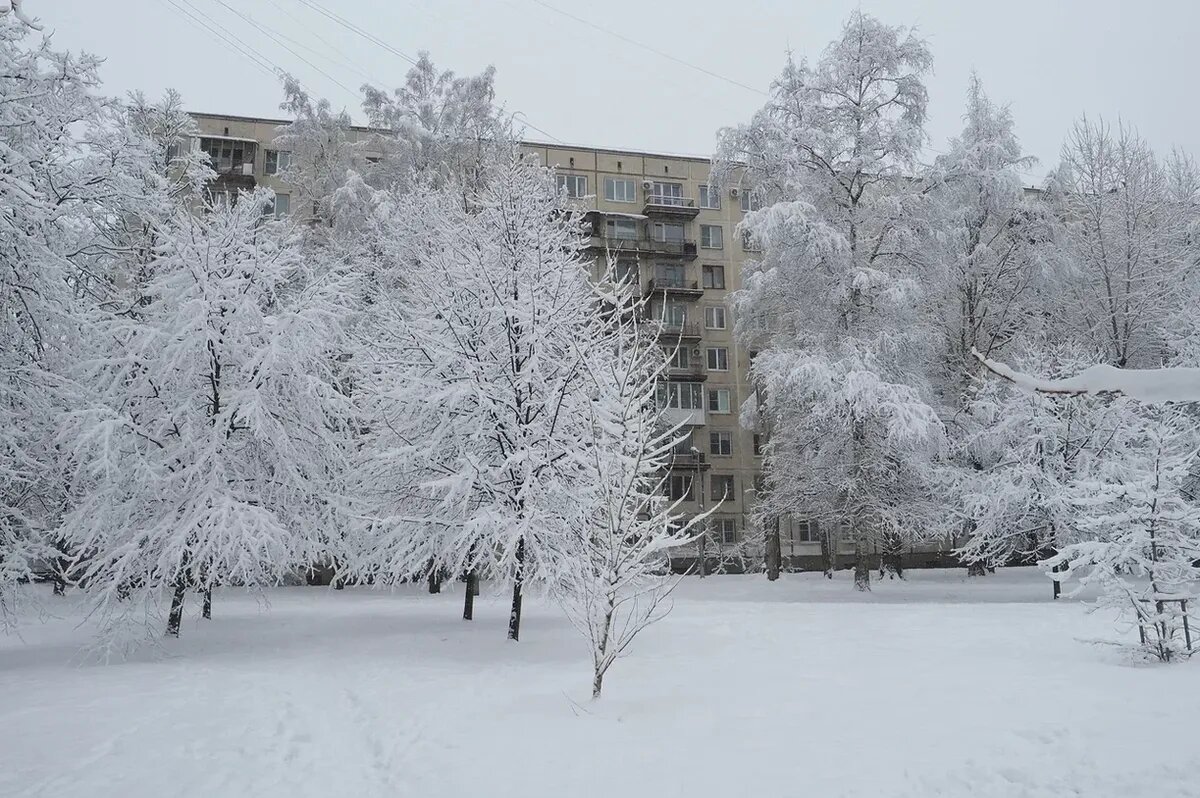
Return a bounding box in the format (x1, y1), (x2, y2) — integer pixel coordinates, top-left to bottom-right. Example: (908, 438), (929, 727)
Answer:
(2, 567), (1197, 798)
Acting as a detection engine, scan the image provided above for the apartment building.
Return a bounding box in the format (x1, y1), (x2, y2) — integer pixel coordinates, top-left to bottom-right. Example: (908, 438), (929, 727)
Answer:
(188, 112), (905, 570)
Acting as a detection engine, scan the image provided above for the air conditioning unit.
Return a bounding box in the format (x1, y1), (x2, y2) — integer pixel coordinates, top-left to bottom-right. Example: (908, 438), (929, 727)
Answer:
(692, 347), (702, 358)
(729, 186), (741, 198)
(241, 163), (254, 176)
(641, 180), (654, 190)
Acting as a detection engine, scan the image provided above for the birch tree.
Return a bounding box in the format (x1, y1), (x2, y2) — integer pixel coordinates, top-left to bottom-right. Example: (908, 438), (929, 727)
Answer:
(714, 11), (943, 589)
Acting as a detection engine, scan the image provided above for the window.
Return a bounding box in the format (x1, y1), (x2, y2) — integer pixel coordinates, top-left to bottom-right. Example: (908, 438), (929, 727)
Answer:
(741, 230), (762, 252)
(792, 518), (821, 543)
(557, 174), (587, 198)
(652, 221), (685, 242)
(698, 184), (721, 209)
(739, 191), (762, 212)
(704, 306), (727, 330)
(753, 433), (764, 456)
(271, 192), (290, 218)
(606, 218), (638, 239)
(669, 348), (691, 370)
(712, 475), (735, 501)
(714, 517), (738, 544)
(709, 430), (733, 456)
(604, 177), (636, 203)
(706, 347), (729, 371)
(264, 148), (291, 176)
(708, 388), (731, 414)
(700, 225), (723, 249)
(667, 474), (693, 501)
(365, 155), (382, 165)
(650, 181), (684, 206)
(702, 264), (726, 290)
(199, 137), (253, 174)
(656, 262), (687, 288)
(614, 259), (639, 285)
(659, 301), (688, 327)
(657, 381), (704, 410)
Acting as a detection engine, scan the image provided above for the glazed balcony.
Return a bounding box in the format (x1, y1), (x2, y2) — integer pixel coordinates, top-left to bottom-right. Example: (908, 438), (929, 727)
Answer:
(643, 193), (700, 219)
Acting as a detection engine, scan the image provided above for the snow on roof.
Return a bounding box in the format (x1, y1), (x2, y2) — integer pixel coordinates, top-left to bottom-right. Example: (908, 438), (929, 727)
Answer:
(588, 211), (648, 220)
(195, 134), (260, 144)
(973, 349), (1200, 404)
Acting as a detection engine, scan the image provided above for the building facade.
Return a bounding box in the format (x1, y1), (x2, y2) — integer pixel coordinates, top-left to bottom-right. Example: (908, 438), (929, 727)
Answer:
(188, 112), (952, 571)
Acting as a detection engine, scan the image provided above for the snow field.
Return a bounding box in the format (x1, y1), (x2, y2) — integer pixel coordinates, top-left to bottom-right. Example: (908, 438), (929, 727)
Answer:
(1, 567), (1197, 798)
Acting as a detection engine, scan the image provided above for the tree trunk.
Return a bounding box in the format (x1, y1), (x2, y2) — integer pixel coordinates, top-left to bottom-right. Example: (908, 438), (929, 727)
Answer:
(592, 668), (605, 699)
(427, 568), (442, 594)
(765, 517), (782, 581)
(166, 578), (187, 637)
(202, 586), (212, 619)
(853, 533), (871, 592)
(463, 570), (477, 621)
(52, 575), (65, 596)
(821, 527), (835, 578)
(507, 536), (525, 641)
(967, 561), (988, 577)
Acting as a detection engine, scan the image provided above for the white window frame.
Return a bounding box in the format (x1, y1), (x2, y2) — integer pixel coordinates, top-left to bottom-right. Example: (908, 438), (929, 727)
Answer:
(700, 224), (724, 249)
(714, 517), (737, 544)
(698, 184), (721, 210)
(704, 306), (727, 330)
(667, 473), (693, 501)
(706, 347), (729, 371)
(651, 181), (684, 206)
(271, 192), (290, 218)
(669, 347), (691, 369)
(265, 148), (291, 176)
(658, 381), (704, 410)
(606, 218), (638, 239)
(711, 475), (736, 502)
(557, 174), (587, 198)
(708, 387), (731, 414)
(702, 264), (726, 290)
(652, 221), (685, 242)
(604, 177), (636, 203)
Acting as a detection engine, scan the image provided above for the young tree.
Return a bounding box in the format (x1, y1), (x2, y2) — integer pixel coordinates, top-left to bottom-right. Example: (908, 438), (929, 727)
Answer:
(555, 265), (709, 698)
(714, 11), (943, 589)
(1045, 407), (1200, 662)
(59, 192), (352, 644)
(350, 146), (603, 639)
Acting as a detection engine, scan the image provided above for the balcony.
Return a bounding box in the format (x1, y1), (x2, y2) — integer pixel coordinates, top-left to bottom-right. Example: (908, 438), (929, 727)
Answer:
(199, 136), (258, 189)
(587, 235), (697, 260)
(666, 363), (708, 382)
(643, 194), (700, 219)
(655, 321), (702, 341)
(662, 407), (706, 427)
(645, 278), (705, 299)
(667, 450), (709, 470)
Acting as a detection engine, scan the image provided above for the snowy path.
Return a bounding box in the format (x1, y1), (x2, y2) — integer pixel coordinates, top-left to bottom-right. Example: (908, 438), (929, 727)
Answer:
(1, 568), (1197, 798)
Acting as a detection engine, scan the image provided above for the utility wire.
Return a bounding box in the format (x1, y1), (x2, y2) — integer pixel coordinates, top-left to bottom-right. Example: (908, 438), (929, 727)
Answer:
(261, 0), (384, 86)
(208, 0), (361, 101)
(161, 0), (278, 79)
(526, 0), (767, 97)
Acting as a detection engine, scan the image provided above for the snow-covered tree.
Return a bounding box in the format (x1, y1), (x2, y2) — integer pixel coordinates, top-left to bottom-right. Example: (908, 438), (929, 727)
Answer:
(1046, 407), (1200, 662)
(349, 146), (603, 640)
(0, 18), (114, 627)
(59, 191), (352, 644)
(953, 345), (1125, 582)
(1049, 118), (1198, 369)
(714, 11), (943, 589)
(360, 52), (502, 193)
(555, 264), (709, 697)
(931, 75), (1053, 396)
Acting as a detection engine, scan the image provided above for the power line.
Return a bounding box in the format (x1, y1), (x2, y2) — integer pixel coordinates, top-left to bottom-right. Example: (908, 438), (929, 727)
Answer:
(161, 0), (278, 79)
(261, 0), (384, 85)
(207, 0), (361, 101)
(288, 0), (564, 143)
(525, 0), (767, 97)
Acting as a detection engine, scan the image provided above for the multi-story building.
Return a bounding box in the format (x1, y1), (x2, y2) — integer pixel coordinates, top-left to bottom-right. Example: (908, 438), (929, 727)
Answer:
(188, 112), (950, 572)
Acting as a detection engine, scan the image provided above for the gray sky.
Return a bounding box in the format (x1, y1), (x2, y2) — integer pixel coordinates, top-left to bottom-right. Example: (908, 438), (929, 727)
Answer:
(46, 0), (1200, 183)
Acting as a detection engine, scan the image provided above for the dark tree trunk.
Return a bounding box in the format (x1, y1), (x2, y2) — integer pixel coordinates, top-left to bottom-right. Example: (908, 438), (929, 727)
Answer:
(508, 537), (525, 641)
(52, 575), (66, 596)
(463, 570), (477, 621)
(967, 561), (988, 577)
(853, 534), (871, 592)
(427, 569), (442, 594)
(765, 517), (782, 581)
(592, 668), (605, 699)
(821, 528), (835, 579)
(202, 586), (212, 619)
(166, 578), (187, 637)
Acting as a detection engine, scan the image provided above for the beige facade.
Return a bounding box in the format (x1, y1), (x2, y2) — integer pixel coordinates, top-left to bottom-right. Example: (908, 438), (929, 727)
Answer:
(189, 113), (767, 553)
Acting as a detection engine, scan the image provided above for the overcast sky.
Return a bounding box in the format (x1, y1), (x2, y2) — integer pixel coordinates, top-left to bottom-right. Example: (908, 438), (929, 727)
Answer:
(45, 0), (1200, 183)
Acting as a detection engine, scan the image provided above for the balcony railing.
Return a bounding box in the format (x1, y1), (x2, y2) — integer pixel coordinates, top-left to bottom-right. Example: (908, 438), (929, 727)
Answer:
(647, 278), (699, 291)
(666, 363), (708, 381)
(643, 193), (700, 219)
(667, 450), (708, 469)
(655, 321), (701, 339)
(588, 235), (698, 259)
